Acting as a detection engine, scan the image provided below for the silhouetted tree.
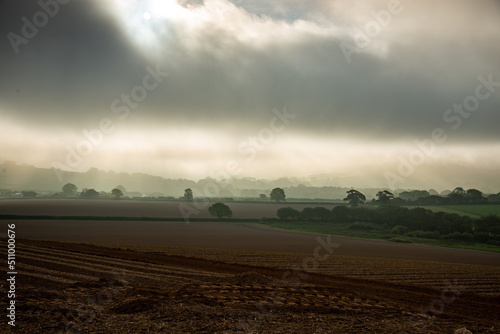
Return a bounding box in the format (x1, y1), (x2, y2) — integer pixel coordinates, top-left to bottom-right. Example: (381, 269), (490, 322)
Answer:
(270, 188), (286, 202)
(448, 187), (466, 204)
(475, 215), (500, 236)
(343, 189), (366, 207)
(277, 207), (300, 221)
(399, 190), (430, 202)
(21, 191), (37, 197)
(487, 193), (500, 202)
(465, 188), (484, 203)
(299, 207), (333, 221)
(183, 188), (193, 202)
(259, 194), (267, 200)
(116, 185), (127, 194)
(417, 195), (446, 206)
(301, 207), (316, 221)
(376, 190), (394, 204)
(81, 188), (99, 197)
(391, 197), (407, 206)
(62, 183), (77, 196)
(111, 188), (123, 199)
(208, 202), (232, 219)
(313, 207), (332, 221)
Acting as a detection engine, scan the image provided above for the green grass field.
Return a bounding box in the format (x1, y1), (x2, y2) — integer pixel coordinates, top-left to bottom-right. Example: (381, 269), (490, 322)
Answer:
(404, 204), (500, 218)
(258, 220), (500, 253)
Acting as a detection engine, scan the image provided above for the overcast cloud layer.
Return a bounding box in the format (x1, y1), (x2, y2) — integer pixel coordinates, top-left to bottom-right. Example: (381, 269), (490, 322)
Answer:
(1, 0), (499, 190)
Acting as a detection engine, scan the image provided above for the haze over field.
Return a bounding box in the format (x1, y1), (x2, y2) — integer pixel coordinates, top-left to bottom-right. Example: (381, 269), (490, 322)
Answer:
(1, 0), (499, 190)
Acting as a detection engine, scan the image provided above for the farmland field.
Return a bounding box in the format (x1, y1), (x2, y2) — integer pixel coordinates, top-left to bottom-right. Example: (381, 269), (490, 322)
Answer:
(259, 220), (500, 253)
(0, 199), (338, 219)
(2, 199), (500, 333)
(2, 239), (499, 333)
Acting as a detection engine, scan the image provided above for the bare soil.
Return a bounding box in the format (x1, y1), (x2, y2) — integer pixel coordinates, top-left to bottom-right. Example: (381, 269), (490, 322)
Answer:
(1, 239), (499, 334)
(1, 200), (499, 333)
(0, 199), (338, 219)
(7, 219), (500, 266)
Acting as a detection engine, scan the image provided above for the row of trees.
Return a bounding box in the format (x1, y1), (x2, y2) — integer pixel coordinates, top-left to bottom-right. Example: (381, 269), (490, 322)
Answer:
(64, 183), (233, 218)
(342, 187), (498, 207)
(183, 187), (287, 202)
(391, 187), (497, 205)
(343, 189), (394, 206)
(276, 205), (500, 244)
(200, 187), (496, 204)
(62, 183), (124, 199)
(59, 183), (497, 204)
(60, 185), (286, 202)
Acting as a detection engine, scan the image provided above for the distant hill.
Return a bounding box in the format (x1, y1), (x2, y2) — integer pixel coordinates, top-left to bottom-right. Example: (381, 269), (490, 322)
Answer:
(0, 161), (398, 199)
(0, 161), (195, 197)
(3, 161), (494, 200)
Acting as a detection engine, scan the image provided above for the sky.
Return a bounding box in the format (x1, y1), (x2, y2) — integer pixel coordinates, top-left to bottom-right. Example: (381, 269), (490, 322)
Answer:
(0, 0), (499, 191)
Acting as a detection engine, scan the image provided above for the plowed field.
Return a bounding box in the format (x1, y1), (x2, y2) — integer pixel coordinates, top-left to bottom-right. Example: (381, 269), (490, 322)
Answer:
(2, 239), (499, 333)
(1, 199), (499, 333)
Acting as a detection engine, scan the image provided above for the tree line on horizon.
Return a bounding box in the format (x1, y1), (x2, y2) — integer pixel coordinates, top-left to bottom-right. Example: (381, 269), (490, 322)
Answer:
(342, 187), (500, 207)
(2, 182), (499, 206)
(58, 183), (125, 199)
(276, 204), (500, 244)
(2, 161), (500, 200)
(274, 188), (500, 245)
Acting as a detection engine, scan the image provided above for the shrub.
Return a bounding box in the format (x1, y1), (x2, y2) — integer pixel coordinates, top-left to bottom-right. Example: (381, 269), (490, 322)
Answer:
(277, 207), (300, 221)
(81, 188), (99, 198)
(348, 222), (374, 231)
(312, 207), (333, 221)
(443, 232), (473, 241)
(208, 203), (232, 219)
(331, 205), (349, 221)
(407, 230), (441, 239)
(391, 225), (409, 235)
(473, 232), (490, 243)
(349, 207), (374, 221)
(459, 232), (474, 242)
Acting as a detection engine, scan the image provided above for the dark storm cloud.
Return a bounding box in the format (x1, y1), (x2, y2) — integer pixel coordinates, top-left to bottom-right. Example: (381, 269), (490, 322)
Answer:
(0, 0), (150, 126)
(1, 0), (499, 143)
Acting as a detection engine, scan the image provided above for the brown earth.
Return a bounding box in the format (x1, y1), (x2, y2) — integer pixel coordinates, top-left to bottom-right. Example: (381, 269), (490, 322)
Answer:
(1, 239), (499, 334)
(1, 200), (500, 333)
(5, 219), (500, 266)
(0, 199), (338, 219)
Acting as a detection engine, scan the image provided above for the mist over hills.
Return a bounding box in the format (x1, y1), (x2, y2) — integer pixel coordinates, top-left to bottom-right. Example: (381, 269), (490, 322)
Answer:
(1, 161), (494, 200)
